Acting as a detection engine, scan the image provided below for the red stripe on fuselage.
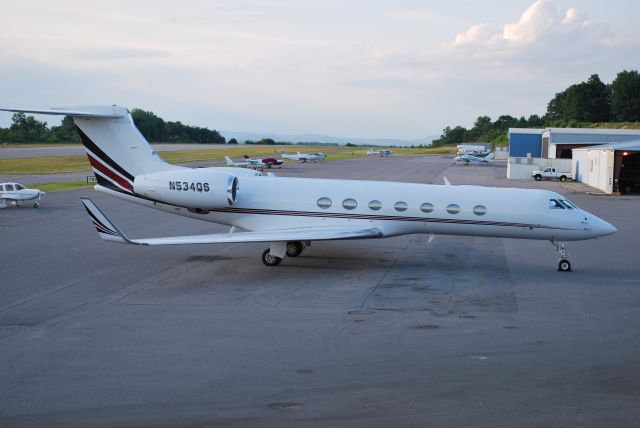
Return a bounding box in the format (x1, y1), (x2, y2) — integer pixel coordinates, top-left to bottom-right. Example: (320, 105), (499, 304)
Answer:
(86, 154), (133, 190)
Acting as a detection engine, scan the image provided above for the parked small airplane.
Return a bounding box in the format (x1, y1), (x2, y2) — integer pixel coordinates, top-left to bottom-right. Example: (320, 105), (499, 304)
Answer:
(454, 152), (494, 166)
(312, 152), (327, 160)
(280, 151), (320, 163)
(0, 105), (617, 272)
(225, 156), (267, 171)
(366, 149), (392, 157)
(245, 155), (283, 168)
(457, 144), (489, 156)
(0, 182), (46, 208)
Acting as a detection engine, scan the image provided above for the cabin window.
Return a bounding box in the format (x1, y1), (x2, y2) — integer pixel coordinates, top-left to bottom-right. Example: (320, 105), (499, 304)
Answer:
(446, 204), (460, 214)
(394, 201), (408, 212)
(548, 199), (565, 209)
(420, 203), (434, 213)
(317, 197), (332, 209)
(0, 185), (4, 191)
(342, 198), (357, 210)
(5, 184), (14, 191)
(473, 205), (487, 216)
(368, 200), (382, 210)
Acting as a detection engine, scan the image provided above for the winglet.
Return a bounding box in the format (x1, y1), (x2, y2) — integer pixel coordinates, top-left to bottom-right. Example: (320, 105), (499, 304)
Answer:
(443, 176), (452, 186)
(80, 197), (143, 245)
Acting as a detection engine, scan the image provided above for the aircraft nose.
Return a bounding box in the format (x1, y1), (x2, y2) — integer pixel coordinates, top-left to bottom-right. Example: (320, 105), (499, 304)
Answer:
(590, 216), (617, 237)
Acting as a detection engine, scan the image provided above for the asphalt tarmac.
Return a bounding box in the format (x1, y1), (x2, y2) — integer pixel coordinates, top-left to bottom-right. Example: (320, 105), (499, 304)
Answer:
(1, 156), (639, 427)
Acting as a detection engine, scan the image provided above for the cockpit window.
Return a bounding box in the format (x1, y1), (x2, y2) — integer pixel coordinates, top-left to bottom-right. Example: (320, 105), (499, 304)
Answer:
(548, 199), (565, 209)
(561, 199), (577, 209)
(15, 184), (25, 190)
(558, 200), (573, 209)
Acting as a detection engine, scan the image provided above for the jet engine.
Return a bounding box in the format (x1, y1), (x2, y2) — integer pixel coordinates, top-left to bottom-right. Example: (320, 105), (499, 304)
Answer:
(134, 169), (239, 208)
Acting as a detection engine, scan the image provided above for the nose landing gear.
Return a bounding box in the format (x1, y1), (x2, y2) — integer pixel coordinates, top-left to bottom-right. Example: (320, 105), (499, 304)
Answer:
(552, 241), (572, 272)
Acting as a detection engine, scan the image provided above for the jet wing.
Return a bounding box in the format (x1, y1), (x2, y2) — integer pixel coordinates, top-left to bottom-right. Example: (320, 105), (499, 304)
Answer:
(81, 197), (382, 246)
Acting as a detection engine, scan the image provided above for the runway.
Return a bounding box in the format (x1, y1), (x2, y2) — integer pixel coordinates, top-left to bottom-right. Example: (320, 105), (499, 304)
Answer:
(1, 156), (639, 427)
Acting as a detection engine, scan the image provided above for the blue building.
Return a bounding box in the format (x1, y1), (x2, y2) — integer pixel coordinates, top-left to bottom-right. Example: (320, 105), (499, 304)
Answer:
(508, 128), (543, 158)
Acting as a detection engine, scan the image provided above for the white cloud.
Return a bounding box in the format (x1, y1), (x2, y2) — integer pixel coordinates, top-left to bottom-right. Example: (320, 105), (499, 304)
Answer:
(452, 0), (609, 47)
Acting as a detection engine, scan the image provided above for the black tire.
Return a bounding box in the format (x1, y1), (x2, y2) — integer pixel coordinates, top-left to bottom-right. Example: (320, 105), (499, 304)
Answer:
(559, 176), (567, 182)
(534, 175), (542, 181)
(33, 202), (39, 208)
(286, 241), (304, 257)
(558, 259), (571, 272)
(262, 249), (282, 266)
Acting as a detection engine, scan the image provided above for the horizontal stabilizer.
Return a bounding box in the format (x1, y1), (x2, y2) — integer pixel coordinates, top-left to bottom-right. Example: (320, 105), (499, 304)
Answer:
(0, 106), (126, 118)
(80, 198), (382, 246)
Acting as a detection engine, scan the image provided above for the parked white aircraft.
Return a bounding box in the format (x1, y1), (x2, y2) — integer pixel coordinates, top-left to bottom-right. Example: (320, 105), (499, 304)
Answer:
(457, 144), (489, 156)
(0, 182), (45, 208)
(454, 152), (494, 165)
(366, 149), (391, 156)
(224, 156), (266, 171)
(0, 106), (617, 271)
(280, 151), (320, 163)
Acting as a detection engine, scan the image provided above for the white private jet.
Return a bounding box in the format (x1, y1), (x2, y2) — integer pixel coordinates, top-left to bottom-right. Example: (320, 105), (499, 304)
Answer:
(0, 182), (46, 208)
(224, 156), (267, 171)
(454, 152), (494, 165)
(0, 106), (617, 272)
(280, 151), (320, 163)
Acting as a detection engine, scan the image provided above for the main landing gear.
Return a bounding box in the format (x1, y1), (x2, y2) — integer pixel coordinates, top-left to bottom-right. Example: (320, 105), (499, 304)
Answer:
(552, 240), (571, 272)
(261, 241), (306, 266)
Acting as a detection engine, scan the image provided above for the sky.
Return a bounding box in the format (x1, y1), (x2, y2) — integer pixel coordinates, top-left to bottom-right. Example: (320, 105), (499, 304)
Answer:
(0, 0), (638, 139)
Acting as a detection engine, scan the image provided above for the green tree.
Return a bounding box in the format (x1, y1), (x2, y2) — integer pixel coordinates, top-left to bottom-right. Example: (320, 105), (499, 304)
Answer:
(432, 125), (466, 146)
(610, 70), (640, 121)
(8, 112), (49, 142)
(131, 109), (166, 142)
(49, 115), (80, 143)
(548, 74), (611, 122)
(227, 138), (238, 144)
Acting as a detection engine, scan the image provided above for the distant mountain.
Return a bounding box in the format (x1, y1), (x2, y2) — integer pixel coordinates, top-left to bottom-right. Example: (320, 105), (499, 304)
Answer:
(221, 130), (436, 147)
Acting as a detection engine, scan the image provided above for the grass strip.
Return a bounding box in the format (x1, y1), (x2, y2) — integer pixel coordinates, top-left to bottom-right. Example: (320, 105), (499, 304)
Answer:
(30, 180), (93, 193)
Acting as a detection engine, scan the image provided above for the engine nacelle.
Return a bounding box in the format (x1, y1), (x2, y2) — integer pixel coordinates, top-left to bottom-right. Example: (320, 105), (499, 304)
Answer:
(134, 169), (239, 209)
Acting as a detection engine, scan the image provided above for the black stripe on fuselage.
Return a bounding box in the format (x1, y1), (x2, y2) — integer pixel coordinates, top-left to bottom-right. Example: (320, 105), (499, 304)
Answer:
(77, 126), (135, 182)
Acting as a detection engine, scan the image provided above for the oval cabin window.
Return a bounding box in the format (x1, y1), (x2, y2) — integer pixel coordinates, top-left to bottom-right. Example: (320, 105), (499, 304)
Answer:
(420, 203), (434, 213)
(368, 200), (382, 210)
(446, 204), (460, 214)
(342, 198), (357, 210)
(473, 205), (487, 216)
(317, 197), (332, 209)
(394, 201), (408, 212)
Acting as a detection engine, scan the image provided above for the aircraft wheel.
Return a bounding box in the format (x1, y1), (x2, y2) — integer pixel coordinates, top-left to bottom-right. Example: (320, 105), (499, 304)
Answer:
(286, 241), (304, 257)
(558, 259), (571, 272)
(262, 249), (282, 266)
(33, 202), (39, 208)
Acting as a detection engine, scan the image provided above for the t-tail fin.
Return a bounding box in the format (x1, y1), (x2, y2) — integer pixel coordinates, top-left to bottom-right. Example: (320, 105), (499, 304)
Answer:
(0, 106), (180, 194)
